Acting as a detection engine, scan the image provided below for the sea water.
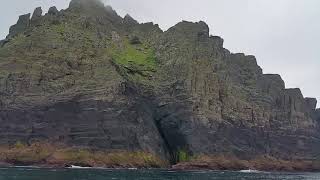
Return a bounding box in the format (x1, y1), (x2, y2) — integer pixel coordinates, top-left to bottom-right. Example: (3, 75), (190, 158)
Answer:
(0, 167), (319, 180)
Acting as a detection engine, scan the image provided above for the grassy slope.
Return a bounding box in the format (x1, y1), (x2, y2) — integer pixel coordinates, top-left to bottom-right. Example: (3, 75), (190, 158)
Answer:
(107, 37), (157, 87)
(0, 142), (168, 168)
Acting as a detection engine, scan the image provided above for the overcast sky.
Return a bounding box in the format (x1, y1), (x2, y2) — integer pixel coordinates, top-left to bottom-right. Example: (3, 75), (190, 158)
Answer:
(0, 0), (319, 108)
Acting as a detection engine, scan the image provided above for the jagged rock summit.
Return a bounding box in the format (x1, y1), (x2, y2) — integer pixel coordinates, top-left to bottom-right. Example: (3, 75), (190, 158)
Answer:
(0, 0), (319, 166)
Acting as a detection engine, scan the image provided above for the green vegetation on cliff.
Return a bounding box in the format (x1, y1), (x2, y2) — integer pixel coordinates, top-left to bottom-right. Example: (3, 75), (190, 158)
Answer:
(108, 38), (157, 84)
(0, 142), (168, 168)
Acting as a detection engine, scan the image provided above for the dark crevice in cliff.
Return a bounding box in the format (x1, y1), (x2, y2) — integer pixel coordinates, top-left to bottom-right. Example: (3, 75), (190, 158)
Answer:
(153, 115), (176, 164)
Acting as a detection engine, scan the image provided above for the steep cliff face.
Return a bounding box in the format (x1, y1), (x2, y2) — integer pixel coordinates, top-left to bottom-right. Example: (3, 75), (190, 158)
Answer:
(0, 0), (319, 162)
(148, 21), (319, 159)
(0, 0), (167, 158)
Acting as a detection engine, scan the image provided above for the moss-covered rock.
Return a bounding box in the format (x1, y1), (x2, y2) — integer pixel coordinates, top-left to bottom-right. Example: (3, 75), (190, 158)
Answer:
(0, 142), (168, 168)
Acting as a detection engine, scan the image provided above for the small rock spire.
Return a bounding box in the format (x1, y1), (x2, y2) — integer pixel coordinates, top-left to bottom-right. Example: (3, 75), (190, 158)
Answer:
(31, 7), (42, 21)
(123, 14), (138, 25)
(48, 6), (59, 15)
(8, 13), (30, 38)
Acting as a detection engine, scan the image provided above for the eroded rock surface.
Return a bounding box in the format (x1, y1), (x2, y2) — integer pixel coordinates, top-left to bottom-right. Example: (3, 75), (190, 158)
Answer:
(7, 13), (30, 38)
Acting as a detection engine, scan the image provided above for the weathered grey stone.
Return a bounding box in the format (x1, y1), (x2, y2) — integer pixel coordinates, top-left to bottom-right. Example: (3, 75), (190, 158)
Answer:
(31, 7), (42, 27)
(123, 14), (138, 26)
(210, 36), (224, 48)
(48, 6), (59, 15)
(316, 109), (320, 121)
(166, 21), (210, 42)
(31, 7), (42, 20)
(305, 97), (317, 110)
(7, 13), (30, 38)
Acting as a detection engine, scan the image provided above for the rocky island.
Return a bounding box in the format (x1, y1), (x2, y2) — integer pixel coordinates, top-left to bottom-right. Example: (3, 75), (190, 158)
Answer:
(0, 0), (319, 171)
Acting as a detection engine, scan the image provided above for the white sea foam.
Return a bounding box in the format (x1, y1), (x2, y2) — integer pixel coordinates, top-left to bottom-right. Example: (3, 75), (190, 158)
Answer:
(128, 168), (138, 170)
(239, 169), (260, 173)
(69, 165), (92, 169)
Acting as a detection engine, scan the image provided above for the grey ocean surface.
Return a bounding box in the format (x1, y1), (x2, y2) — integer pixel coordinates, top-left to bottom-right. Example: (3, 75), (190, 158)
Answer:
(0, 167), (320, 180)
